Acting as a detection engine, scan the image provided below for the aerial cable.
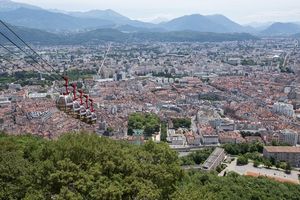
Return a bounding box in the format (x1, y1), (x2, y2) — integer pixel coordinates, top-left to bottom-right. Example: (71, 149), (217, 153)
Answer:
(0, 55), (16, 66)
(0, 44), (62, 93)
(0, 42), (15, 54)
(0, 42), (59, 83)
(0, 31), (60, 81)
(0, 20), (61, 78)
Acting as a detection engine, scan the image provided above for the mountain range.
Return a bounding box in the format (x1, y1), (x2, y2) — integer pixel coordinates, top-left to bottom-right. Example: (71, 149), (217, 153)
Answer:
(0, 0), (300, 36)
(0, 24), (258, 45)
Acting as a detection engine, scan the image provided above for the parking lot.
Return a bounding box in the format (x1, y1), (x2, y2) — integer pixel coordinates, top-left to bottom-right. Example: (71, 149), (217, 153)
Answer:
(219, 158), (300, 184)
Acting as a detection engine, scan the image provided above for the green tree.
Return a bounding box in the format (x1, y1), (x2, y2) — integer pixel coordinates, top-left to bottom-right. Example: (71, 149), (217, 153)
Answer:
(285, 163), (292, 174)
(264, 159), (272, 169)
(237, 156), (248, 165)
(253, 160), (260, 168)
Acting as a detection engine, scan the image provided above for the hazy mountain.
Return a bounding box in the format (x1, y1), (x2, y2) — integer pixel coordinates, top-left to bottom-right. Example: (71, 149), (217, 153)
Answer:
(246, 22), (274, 29)
(69, 9), (130, 23)
(161, 14), (224, 32)
(0, 23), (259, 45)
(160, 14), (250, 33)
(150, 17), (169, 24)
(293, 33), (300, 38)
(69, 9), (157, 29)
(0, 0), (155, 32)
(261, 22), (300, 35)
(0, 23), (62, 44)
(0, 0), (40, 11)
(4, 0), (298, 36)
(0, 8), (115, 32)
(205, 14), (246, 32)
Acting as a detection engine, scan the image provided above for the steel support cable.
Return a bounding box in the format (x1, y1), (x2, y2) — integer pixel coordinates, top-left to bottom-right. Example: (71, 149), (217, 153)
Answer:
(0, 41), (60, 83)
(0, 31), (61, 82)
(0, 52), (16, 66)
(0, 46), (62, 93)
(0, 20), (62, 78)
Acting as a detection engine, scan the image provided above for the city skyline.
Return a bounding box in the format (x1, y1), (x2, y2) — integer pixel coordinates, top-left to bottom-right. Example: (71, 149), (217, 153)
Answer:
(12, 0), (300, 24)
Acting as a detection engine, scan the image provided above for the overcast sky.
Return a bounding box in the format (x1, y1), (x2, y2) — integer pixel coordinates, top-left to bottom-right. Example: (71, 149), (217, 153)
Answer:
(16, 0), (300, 24)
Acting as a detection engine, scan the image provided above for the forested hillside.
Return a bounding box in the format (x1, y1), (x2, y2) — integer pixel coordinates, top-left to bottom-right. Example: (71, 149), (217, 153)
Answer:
(0, 133), (300, 200)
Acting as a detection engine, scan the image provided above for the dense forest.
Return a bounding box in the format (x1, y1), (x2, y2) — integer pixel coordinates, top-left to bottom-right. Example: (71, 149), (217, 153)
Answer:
(0, 133), (300, 200)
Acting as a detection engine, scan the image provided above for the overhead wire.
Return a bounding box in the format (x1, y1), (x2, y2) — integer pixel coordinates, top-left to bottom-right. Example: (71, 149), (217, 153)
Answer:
(0, 20), (97, 116)
(0, 55), (16, 66)
(0, 31), (61, 82)
(0, 41), (61, 83)
(0, 19), (62, 78)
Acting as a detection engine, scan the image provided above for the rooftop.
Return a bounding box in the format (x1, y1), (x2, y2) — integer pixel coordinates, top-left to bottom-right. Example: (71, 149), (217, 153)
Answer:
(264, 146), (300, 153)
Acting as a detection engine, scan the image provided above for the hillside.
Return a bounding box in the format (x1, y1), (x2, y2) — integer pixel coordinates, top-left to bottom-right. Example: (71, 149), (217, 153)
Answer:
(0, 0), (154, 32)
(160, 14), (251, 33)
(0, 0), (41, 11)
(161, 14), (226, 32)
(0, 133), (300, 199)
(261, 22), (300, 35)
(0, 8), (115, 32)
(0, 24), (62, 44)
(0, 24), (259, 44)
(0, 0), (253, 33)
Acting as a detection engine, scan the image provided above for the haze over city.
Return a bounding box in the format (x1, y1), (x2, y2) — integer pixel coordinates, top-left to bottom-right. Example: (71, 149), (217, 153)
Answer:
(14, 0), (300, 23)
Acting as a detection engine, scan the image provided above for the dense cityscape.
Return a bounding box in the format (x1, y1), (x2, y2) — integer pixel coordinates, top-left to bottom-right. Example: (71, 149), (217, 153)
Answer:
(1, 0), (300, 199)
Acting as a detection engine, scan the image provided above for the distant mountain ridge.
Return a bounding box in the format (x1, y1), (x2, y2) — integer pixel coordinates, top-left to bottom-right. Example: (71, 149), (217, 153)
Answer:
(68, 9), (130, 23)
(260, 22), (300, 35)
(0, 0), (40, 11)
(0, 7), (115, 32)
(161, 14), (253, 33)
(0, 0), (299, 36)
(0, 24), (259, 44)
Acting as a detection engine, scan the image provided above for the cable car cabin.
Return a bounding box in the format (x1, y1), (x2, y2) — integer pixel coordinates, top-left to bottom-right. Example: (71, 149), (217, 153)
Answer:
(56, 76), (97, 124)
(71, 83), (81, 116)
(78, 90), (87, 119)
(56, 94), (73, 112)
(89, 99), (97, 124)
(56, 76), (73, 112)
(83, 95), (92, 122)
(91, 112), (97, 124)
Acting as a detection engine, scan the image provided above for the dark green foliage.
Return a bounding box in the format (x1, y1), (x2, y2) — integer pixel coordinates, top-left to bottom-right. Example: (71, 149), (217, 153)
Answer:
(241, 59), (256, 66)
(240, 131), (261, 138)
(253, 160), (260, 168)
(172, 172), (300, 200)
(1, 134), (300, 199)
(285, 163), (292, 174)
(180, 148), (214, 165)
(160, 122), (167, 142)
(237, 156), (248, 165)
(0, 70), (54, 87)
(223, 142), (264, 155)
(0, 133), (183, 199)
(65, 69), (97, 81)
(263, 159), (272, 169)
(271, 140), (292, 146)
(172, 118), (191, 129)
(127, 113), (160, 137)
